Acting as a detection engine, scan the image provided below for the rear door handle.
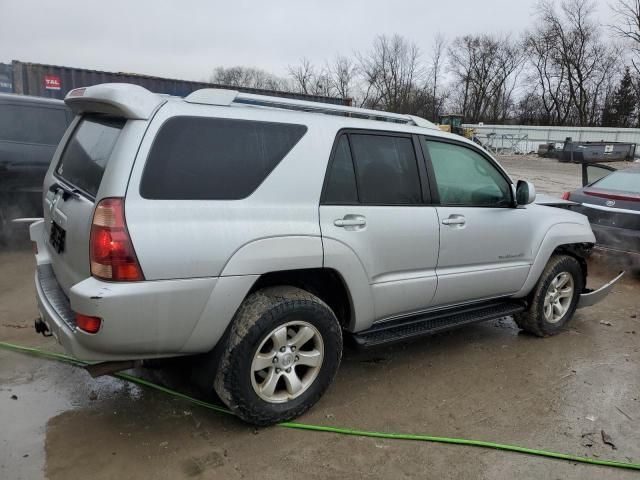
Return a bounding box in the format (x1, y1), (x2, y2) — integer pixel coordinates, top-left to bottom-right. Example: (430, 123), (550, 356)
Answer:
(334, 215), (366, 228)
(442, 215), (466, 226)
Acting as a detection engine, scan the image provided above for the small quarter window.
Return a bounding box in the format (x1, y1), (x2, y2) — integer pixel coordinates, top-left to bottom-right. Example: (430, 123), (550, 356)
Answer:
(323, 136), (358, 203)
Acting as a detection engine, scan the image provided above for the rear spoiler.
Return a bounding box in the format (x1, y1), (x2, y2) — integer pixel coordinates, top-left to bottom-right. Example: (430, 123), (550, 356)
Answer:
(64, 83), (166, 120)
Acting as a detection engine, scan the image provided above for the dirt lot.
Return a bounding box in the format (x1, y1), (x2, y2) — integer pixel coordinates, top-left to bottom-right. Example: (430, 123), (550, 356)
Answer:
(1, 156), (639, 479)
(499, 155), (632, 197)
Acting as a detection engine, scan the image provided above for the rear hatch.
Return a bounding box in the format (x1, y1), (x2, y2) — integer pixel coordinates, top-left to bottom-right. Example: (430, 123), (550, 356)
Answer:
(43, 114), (125, 295)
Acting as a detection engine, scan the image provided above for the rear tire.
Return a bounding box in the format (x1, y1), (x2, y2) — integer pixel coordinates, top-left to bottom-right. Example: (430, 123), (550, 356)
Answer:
(213, 286), (342, 426)
(515, 255), (583, 337)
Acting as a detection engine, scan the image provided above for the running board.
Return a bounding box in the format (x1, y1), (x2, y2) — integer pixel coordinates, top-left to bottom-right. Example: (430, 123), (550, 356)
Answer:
(352, 301), (526, 348)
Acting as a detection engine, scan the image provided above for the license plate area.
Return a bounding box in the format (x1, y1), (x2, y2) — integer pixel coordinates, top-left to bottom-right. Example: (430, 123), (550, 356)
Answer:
(49, 222), (66, 254)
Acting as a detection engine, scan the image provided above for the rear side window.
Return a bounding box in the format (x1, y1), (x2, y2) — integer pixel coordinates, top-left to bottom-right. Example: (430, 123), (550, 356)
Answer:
(140, 117), (307, 200)
(591, 169), (640, 193)
(349, 134), (422, 205)
(56, 115), (125, 197)
(323, 136), (358, 203)
(0, 104), (68, 144)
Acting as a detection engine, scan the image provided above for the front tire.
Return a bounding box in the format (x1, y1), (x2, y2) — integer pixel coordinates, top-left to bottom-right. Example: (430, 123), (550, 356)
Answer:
(214, 286), (342, 425)
(515, 255), (584, 337)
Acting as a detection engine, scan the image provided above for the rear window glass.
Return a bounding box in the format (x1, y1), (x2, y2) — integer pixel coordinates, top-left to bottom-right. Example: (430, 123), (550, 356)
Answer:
(0, 103), (68, 144)
(140, 117), (307, 200)
(56, 115), (125, 197)
(592, 169), (640, 193)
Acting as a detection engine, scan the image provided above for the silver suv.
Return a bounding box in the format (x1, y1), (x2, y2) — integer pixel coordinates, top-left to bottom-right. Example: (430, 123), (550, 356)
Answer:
(30, 83), (621, 425)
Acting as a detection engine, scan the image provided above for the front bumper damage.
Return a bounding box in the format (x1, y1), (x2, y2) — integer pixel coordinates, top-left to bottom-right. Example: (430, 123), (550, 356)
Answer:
(577, 271), (625, 309)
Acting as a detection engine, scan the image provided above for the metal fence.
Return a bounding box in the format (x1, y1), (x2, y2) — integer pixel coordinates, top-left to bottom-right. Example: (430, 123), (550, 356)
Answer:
(464, 124), (640, 155)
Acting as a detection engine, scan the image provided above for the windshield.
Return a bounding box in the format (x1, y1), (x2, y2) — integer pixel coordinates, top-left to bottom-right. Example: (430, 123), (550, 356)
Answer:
(592, 169), (640, 194)
(55, 114), (125, 197)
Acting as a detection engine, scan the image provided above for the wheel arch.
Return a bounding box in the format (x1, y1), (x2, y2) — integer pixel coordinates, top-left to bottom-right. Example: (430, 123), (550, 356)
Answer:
(513, 222), (594, 298)
(248, 267), (355, 331)
(552, 243), (590, 282)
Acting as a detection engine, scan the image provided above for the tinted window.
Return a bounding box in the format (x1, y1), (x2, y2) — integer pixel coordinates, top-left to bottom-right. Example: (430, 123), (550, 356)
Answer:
(591, 169), (640, 193)
(56, 115), (125, 196)
(140, 117), (307, 200)
(349, 134), (421, 205)
(323, 136), (358, 203)
(424, 140), (511, 206)
(0, 104), (68, 144)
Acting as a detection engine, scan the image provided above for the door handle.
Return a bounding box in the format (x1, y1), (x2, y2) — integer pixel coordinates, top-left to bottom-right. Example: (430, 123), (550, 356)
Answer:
(334, 215), (366, 228)
(442, 215), (466, 226)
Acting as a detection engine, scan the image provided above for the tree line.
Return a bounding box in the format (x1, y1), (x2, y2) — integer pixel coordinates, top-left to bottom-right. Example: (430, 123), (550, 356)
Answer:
(211, 0), (640, 127)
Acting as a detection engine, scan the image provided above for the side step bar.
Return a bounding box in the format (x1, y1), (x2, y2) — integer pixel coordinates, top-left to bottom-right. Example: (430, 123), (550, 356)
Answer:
(352, 301), (526, 348)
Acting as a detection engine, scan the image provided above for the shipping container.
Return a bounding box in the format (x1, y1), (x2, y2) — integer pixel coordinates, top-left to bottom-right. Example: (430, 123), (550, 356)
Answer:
(2, 60), (351, 105)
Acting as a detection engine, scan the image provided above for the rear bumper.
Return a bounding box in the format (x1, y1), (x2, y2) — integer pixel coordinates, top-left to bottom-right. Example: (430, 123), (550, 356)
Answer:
(35, 264), (94, 359)
(34, 261), (218, 362)
(591, 224), (640, 255)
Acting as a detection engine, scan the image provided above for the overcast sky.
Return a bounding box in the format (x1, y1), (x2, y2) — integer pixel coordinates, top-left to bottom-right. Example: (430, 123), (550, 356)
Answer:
(1, 0), (607, 82)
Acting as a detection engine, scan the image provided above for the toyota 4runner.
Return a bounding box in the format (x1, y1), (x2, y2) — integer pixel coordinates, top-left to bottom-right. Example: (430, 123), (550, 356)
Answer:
(30, 83), (622, 425)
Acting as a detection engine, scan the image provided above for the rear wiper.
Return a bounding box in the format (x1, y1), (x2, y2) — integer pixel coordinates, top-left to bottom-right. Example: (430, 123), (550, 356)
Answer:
(49, 182), (81, 201)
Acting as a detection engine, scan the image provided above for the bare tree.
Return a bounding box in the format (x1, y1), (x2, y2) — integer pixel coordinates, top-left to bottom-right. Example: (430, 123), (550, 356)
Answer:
(327, 55), (358, 101)
(610, 0), (640, 74)
(287, 58), (316, 94)
(210, 66), (286, 91)
(288, 58), (336, 96)
(520, 0), (620, 126)
(523, 26), (572, 124)
(428, 33), (447, 121)
(448, 34), (523, 123)
(357, 34), (425, 112)
(209, 8), (627, 126)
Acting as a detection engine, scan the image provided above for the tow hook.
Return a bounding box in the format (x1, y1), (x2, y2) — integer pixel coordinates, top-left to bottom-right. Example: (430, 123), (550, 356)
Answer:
(34, 318), (52, 337)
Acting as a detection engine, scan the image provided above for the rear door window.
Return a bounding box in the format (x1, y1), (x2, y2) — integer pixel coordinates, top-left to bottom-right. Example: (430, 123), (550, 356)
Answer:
(56, 115), (125, 197)
(140, 117), (307, 200)
(0, 103), (68, 144)
(349, 134), (422, 205)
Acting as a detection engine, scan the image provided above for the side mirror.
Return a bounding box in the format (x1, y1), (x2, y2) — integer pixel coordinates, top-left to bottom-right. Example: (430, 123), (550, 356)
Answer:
(516, 180), (536, 205)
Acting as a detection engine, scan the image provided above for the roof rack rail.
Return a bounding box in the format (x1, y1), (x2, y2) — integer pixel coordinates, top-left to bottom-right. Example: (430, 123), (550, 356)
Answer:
(183, 88), (437, 129)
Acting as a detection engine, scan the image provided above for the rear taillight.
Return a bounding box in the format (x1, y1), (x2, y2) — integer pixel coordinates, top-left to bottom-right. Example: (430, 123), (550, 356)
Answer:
(560, 191), (571, 200)
(90, 198), (144, 281)
(76, 313), (102, 334)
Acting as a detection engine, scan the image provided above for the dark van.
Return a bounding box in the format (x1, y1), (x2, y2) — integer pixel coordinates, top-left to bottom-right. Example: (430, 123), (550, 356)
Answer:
(0, 93), (72, 244)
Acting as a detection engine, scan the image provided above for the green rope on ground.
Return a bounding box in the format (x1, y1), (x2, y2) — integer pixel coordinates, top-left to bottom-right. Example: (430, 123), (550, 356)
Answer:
(1, 341), (639, 472)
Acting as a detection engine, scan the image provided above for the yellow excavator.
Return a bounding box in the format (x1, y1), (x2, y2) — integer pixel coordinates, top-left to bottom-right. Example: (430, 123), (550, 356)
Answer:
(437, 114), (477, 141)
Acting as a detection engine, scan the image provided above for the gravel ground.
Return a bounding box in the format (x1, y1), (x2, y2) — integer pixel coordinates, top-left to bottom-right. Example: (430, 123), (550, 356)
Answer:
(498, 155), (635, 197)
